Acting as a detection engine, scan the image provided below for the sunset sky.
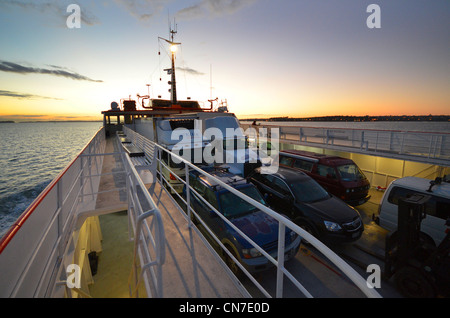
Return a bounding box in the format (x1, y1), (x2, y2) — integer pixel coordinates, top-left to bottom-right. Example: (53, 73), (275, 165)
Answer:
(0, 0), (449, 121)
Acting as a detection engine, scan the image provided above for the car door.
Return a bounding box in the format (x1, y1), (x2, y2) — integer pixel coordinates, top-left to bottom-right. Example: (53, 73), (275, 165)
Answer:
(270, 176), (294, 215)
(251, 174), (276, 201)
(190, 177), (208, 217)
(190, 178), (223, 235)
(315, 164), (338, 194)
(202, 187), (222, 235)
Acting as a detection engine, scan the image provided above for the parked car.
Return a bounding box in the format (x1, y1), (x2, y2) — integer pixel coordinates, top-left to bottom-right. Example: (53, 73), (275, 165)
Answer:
(184, 166), (301, 276)
(248, 167), (364, 244)
(279, 150), (371, 206)
(375, 176), (450, 246)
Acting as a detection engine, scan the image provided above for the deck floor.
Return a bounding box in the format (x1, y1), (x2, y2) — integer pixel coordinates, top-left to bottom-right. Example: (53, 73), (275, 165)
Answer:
(148, 181), (247, 298)
(88, 136), (246, 298)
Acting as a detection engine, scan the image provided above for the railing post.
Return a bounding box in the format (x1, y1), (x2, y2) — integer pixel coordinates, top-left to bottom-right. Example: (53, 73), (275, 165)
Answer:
(57, 179), (64, 257)
(400, 132), (405, 154)
(80, 156), (84, 202)
(185, 164), (191, 228)
(276, 223), (286, 298)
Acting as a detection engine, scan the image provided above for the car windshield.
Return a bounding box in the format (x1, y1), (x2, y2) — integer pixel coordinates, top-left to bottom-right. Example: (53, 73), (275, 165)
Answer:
(289, 178), (330, 203)
(219, 186), (266, 218)
(337, 164), (365, 181)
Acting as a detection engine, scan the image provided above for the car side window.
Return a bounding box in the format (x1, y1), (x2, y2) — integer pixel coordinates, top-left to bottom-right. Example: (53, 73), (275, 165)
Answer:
(272, 177), (290, 196)
(259, 174), (274, 185)
(161, 151), (168, 164)
(293, 159), (313, 172)
(317, 164), (337, 179)
(387, 186), (450, 220)
(191, 177), (205, 196)
(424, 196), (450, 220)
(204, 187), (219, 210)
(387, 187), (415, 205)
(280, 156), (294, 167)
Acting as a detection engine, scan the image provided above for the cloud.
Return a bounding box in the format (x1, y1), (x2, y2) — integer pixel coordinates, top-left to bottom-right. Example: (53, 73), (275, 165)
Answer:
(113, 0), (170, 22)
(0, 114), (101, 122)
(112, 0), (258, 22)
(0, 61), (103, 83)
(176, 67), (205, 76)
(0, 0), (100, 26)
(0, 90), (63, 100)
(176, 0), (258, 20)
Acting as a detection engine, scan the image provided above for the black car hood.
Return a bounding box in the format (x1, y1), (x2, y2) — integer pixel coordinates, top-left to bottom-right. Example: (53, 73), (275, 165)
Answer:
(298, 195), (360, 223)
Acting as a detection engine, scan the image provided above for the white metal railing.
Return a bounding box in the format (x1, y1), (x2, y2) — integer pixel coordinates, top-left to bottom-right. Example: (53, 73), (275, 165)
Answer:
(241, 123), (450, 166)
(0, 127), (166, 298)
(0, 127), (105, 297)
(123, 126), (381, 298)
(117, 135), (166, 298)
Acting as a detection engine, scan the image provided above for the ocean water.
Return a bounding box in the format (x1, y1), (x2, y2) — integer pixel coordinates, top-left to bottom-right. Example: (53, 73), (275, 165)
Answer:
(0, 122), (102, 238)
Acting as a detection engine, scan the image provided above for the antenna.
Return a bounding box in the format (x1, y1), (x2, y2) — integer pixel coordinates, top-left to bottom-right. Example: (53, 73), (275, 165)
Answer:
(159, 17), (181, 105)
(168, 16), (177, 42)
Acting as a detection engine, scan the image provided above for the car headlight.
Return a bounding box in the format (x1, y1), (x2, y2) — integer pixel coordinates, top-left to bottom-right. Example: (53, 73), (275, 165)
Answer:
(324, 221), (342, 232)
(242, 247), (262, 259)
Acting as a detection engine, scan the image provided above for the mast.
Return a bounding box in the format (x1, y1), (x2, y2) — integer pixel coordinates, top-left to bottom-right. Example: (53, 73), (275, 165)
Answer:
(170, 29), (177, 104)
(159, 23), (181, 105)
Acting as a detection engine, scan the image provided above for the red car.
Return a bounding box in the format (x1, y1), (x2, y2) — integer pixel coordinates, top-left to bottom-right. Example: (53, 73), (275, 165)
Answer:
(279, 150), (371, 206)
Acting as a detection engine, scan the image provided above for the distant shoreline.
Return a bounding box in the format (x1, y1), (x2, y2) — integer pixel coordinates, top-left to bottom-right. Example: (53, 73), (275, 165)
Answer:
(2, 116), (449, 124)
(0, 120), (102, 124)
(241, 115), (450, 122)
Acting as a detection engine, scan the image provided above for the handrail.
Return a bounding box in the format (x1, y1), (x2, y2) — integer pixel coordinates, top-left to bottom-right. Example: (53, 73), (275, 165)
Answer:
(123, 126), (381, 298)
(0, 127), (105, 254)
(240, 122), (450, 166)
(0, 127), (106, 297)
(118, 135), (166, 298)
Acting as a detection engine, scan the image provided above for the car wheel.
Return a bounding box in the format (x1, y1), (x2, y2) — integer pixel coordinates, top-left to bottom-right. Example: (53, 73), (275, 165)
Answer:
(297, 220), (318, 246)
(395, 266), (435, 298)
(224, 246), (244, 279)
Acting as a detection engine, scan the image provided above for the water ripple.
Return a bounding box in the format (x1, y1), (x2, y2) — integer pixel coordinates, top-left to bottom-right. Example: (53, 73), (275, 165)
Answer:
(0, 122), (101, 238)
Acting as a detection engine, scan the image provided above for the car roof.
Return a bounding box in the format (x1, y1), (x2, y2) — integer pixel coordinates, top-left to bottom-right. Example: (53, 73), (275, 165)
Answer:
(281, 150), (353, 166)
(255, 166), (311, 182)
(193, 167), (249, 191)
(391, 176), (450, 199)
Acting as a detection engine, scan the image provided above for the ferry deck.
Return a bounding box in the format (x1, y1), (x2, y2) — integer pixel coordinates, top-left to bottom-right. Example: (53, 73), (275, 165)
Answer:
(1, 107), (449, 298)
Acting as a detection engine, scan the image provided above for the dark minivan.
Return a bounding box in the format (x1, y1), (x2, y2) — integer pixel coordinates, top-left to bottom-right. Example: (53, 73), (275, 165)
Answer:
(279, 150), (371, 206)
(248, 167), (364, 244)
